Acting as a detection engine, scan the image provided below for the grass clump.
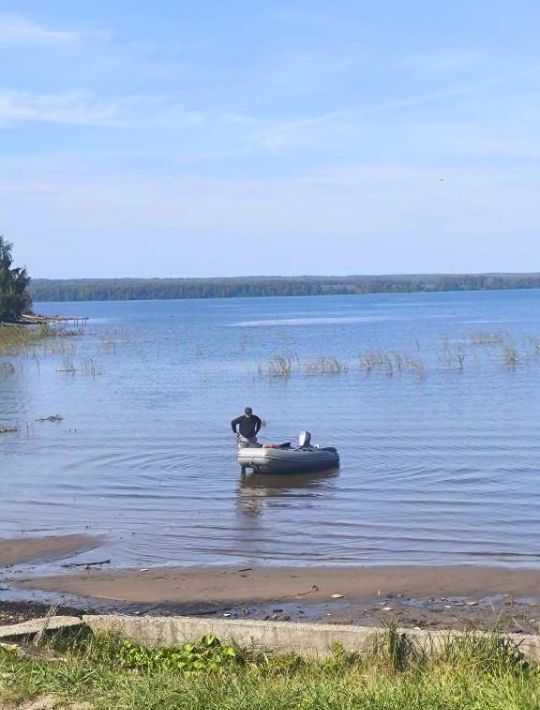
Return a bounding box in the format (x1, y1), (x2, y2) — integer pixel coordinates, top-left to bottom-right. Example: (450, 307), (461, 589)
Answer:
(304, 356), (348, 375)
(359, 351), (426, 378)
(1, 628), (539, 709)
(0, 323), (80, 356)
(258, 352), (298, 378)
(469, 330), (507, 345)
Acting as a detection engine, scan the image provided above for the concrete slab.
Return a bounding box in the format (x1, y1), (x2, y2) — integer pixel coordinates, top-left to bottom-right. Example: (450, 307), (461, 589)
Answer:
(83, 614), (540, 662)
(0, 616), (82, 639)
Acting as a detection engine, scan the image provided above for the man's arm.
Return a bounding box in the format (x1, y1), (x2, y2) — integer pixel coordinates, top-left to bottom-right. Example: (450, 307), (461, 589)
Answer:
(231, 416), (241, 433)
(254, 416), (262, 435)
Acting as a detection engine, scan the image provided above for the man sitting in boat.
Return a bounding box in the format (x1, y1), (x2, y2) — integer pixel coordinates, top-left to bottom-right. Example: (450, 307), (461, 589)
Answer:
(231, 407), (262, 448)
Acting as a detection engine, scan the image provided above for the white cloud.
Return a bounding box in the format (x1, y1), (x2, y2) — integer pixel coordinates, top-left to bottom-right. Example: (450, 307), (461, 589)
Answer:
(0, 90), (207, 128)
(0, 91), (120, 127)
(0, 13), (78, 45)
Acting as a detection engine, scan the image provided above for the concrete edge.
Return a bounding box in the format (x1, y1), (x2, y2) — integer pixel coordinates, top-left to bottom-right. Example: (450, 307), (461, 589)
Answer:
(82, 615), (540, 662)
(0, 616), (83, 639)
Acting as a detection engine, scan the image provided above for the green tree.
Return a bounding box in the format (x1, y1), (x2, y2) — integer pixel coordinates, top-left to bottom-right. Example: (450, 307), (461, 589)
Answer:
(0, 237), (32, 322)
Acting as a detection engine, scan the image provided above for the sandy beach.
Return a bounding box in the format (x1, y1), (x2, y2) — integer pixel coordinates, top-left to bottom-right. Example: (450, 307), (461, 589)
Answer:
(3, 536), (539, 634)
(0, 534), (101, 567)
(16, 564), (540, 605)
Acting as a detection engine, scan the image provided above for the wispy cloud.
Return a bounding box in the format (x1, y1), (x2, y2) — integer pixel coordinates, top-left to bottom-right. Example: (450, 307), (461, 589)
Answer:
(0, 91), (119, 127)
(251, 112), (344, 151)
(0, 13), (78, 45)
(402, 50), (481, 75)
(0, 90), (207, 128)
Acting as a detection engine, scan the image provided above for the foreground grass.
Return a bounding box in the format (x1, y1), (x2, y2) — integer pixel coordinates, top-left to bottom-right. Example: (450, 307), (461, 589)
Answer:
(1, 630), (539, 709)
(0, 323), (77, 355)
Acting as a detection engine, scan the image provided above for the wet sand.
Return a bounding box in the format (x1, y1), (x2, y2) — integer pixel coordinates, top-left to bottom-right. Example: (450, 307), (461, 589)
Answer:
(17, 565), (540, 603)
(15, 564), (540, 634)
(0, 534), (100, 567)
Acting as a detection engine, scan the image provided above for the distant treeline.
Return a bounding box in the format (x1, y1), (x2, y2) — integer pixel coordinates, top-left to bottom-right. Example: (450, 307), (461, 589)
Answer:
(30, 273), (540, 302)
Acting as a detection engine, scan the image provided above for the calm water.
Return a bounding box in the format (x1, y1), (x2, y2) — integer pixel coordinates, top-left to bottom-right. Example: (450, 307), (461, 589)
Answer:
(1, 290), (540, 569)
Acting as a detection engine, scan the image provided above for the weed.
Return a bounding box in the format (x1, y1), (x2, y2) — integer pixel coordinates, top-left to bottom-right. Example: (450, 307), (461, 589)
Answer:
(1, 628), (538, 710)
(0, 362), (15, 376)
(304, 357), (348, 375)
(258, 352), (298, 378)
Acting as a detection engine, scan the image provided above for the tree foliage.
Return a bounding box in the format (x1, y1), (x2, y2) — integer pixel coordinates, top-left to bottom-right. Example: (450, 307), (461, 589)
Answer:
(29, 272), (540, 303)
(0, 237), (32, 322)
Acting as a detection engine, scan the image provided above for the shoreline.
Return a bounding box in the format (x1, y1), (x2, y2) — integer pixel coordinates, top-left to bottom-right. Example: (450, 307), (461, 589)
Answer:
(2, 536), (540, 633)
(16, 564), (540, 603)
(0, 534), (101, 568)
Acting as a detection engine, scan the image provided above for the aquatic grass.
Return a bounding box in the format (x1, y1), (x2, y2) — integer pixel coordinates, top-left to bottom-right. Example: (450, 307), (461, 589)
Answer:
(1, 627), (538, 710)
(304, 356), (349, 375)
(56, 357), (102, 377)
(438, 339), (467, 371)
(359, 351), (426, 378)
(402, 356), (427, 379)
(359, 351), (394, 375)
(0, 324), (82, 359)
(524, 336), (540, 358)
(258, 352), (298, 378)
(56, 357), (76, 374)
(81, 357), (101, 377)
(0, 361), (15, 376)
(501, 343), (519, 368)
(0, 324), (53, 355)
(469, 330), (507, 345)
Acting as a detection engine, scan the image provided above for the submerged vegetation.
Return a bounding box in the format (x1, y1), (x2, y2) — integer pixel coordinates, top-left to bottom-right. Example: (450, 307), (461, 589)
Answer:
(257, 352), (298, 378)
(304, 356), (348, 375)
(0, 628), (538, 709)
(359, 351), (426, 378)
(255, 330), (540, 382)
(0, 323), (81, 356)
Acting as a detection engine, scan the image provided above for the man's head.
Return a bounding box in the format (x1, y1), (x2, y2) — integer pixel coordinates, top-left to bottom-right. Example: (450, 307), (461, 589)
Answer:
(244, 407), (253, 416)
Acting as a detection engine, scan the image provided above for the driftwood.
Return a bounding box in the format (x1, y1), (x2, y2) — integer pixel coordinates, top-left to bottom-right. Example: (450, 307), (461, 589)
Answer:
(61, 559), (111, 569)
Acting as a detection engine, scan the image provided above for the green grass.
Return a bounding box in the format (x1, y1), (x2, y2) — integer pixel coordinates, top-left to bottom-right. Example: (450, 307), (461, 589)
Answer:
(1, 629), (538, 709)
(0, 323), (80, 356)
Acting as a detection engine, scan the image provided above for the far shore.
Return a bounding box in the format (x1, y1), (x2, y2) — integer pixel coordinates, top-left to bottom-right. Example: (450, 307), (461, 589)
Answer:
(2, 535), (540, 634)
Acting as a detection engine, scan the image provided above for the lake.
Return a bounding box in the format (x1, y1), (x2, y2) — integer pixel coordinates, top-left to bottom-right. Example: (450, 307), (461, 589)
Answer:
(1, 290), (539, 569)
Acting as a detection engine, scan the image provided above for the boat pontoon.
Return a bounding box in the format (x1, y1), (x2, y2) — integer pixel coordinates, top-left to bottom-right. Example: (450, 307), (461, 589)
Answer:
(236, 431), (339, 475)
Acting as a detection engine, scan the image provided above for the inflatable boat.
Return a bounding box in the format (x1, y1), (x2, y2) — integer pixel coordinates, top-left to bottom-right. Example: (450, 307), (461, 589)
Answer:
(236, 431), (339, 475)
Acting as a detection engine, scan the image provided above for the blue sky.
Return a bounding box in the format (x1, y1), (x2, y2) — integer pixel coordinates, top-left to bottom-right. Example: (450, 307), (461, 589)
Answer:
(2, 1), (539, 278)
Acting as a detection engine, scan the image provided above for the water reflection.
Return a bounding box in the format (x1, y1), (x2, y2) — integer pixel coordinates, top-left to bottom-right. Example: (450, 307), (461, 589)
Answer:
(236, 469), (339, 518)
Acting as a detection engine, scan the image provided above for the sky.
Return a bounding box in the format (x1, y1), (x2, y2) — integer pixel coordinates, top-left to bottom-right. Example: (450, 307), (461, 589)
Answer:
(1, 1), (540, 278)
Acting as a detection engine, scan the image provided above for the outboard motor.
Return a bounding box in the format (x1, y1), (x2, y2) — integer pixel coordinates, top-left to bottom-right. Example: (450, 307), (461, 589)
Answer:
(298, 431), (311, 448)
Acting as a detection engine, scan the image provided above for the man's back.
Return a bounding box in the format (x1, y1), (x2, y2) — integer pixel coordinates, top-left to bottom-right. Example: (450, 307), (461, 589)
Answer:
(231, 412), (262, 439)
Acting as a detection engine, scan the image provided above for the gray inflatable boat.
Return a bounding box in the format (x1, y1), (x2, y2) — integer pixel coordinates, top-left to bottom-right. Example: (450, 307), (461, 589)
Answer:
(236, 431), (339, 475)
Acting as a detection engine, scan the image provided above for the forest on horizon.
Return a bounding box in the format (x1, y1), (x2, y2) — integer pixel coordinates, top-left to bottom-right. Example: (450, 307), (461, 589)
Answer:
(29, 273), (540, 302)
